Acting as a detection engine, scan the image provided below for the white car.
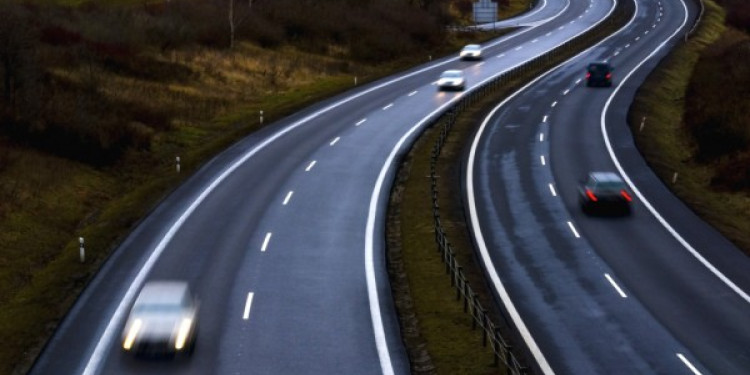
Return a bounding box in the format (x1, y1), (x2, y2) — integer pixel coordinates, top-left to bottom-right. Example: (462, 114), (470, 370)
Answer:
(459, 44), (483, 60)
(437, 70), (466, 91)
(122, 281), (199, 357)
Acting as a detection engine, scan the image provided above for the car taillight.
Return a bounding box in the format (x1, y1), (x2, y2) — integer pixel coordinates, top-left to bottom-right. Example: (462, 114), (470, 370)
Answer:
(586, 189), (598, 202)
(586, 73), (591, 79)
(620, 190), (632, 202)
(606, 73), (612, 79)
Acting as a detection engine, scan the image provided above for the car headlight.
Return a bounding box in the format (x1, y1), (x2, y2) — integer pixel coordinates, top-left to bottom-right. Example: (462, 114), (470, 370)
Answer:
(174, 318), (193, 350)
(123, 319), (143, 350)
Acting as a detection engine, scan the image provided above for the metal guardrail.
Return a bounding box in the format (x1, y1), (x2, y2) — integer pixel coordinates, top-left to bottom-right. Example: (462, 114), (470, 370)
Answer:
(422, 0), (635, 373)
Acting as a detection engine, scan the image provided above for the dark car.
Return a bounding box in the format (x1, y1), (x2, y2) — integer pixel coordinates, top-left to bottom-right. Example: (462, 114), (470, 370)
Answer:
(586, 62), (613, 87)
(579, 172), (632, 215)
(122, 281), (198, 357)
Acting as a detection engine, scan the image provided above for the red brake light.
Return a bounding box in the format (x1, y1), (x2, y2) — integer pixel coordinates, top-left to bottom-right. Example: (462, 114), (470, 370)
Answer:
(586, 189), (598, 202)
(621, 190), (632, 202)
(606, 73), (612, 79)
(586, 73), (591, 79)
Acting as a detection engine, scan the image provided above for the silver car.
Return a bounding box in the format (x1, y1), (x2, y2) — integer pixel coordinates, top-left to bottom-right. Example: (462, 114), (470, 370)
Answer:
(460, 44), (483, 60)
(437, 70), (466, 91)
(122, 281), (198, 357)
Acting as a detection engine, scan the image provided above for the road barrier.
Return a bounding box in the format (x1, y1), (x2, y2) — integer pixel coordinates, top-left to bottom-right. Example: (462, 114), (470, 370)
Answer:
(421, 0), (636, 373)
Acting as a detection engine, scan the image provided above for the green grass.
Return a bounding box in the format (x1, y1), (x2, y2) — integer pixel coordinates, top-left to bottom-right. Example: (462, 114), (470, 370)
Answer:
(629, 0), (750, 254)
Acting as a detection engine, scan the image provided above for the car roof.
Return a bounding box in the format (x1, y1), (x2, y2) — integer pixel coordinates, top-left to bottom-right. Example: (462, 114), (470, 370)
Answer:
(135, 281), (191, 306)
(589, 172), (623, 183)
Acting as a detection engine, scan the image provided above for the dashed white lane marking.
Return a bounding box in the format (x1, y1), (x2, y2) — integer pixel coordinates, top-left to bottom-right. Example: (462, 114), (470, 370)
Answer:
(653, 24), (657, 28)
(604, 274), (628, 298)
(543, 115), (548, 122)
(305, 160), (317, 171)
(569, 20), (575, 24)
(567, 221), (581, 238)
(551, 101), (558, 107)
(540, 155), (546, 166)
(563, 89), (570, 95)
(532, 39), (539, 43)
(546, 32), (552, 36)
(645, 30), (650, 34)
(477, 62), (485, 67)
(576, 78), (583, 85)
(356, 118), (367, 126)
(515, 46), (523, 51)
(282, 191), (294, 206)
(578, 15), (583, 19)
(614, 51), (620, 56)
(625, 43), (631, 48)
(261, 232), (272, 252)
(383, 103), (394, 110)
(677, 353), (703, 375)
(549, 183), (557, 197)
(330, 137), (340, 146)
(635, 36), (641, 41)
(408, 91), (418, 97)
(497, 53), (506, 58)
(539, 133), (545, 142)
(558, 25), (565, 30)
(242, 292), (255, 320)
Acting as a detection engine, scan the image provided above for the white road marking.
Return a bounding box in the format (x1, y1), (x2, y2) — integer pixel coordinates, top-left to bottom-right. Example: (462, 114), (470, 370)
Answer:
(625, 43), (631, 48)
(282, 191), (294, 206)
(532, 39), (539, 43)
(330, 137), (340, 146)
(540, 133), (545, 142)
(546, 32), (552, 36)
(614, 51), (620, 56)
(497, 53), (506, 58)
(477, 62), (485, 67)
(261, 232), (272, 252)
(549, 183), (557, 197)
(559, 25), (565, 30)
(551, 101), (558, 107)
(600, 0), (750, 304)
(635, 36), (641, 41)
(604, 274), (628, 298)
(543, 115), (548, 123)
(540, 155), (546, 165)
(305, 160), (317, 171)
(645, 30), (649, 34)
(569, 20), (575, 24)
(576, 78), (583, 84)
(356, 118), (367, 126)
(653, 24), (657, 28)
(383, 103), (394, 110)
(243, 292), (255, 320)
(567, 221), (581, 238)
(677, 353), (703, 375)
(515, 46), (523, 51)
(408, 91), (418, 97)
(563, 89), (570, 95)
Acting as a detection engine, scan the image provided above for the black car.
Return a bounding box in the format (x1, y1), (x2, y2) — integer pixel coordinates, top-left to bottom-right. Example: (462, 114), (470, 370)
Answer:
(579, 172), (632, 215)
(586, 62), (613, 87)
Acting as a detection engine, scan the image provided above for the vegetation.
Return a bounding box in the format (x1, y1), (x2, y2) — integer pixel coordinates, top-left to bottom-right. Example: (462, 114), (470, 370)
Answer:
(630, 0), (750, 254)
(0, 0), (513, 373)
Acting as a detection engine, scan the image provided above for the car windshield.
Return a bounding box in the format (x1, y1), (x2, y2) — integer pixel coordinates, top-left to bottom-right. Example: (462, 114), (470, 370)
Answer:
(134, 303), (184, 313)
(441, 71), (462, 79)
(593, 180), (626, 191)
(588, 63), (611, 73)
(463, 45), (480, 51)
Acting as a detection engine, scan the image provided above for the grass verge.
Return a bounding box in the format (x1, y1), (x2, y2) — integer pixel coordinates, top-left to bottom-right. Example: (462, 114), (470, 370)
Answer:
(629, 0), (750, 255)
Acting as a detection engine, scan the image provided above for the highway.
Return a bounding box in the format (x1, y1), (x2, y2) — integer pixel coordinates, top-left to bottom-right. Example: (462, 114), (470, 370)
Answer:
(25, 0), (678, 374)
(466, 0), (750, 374)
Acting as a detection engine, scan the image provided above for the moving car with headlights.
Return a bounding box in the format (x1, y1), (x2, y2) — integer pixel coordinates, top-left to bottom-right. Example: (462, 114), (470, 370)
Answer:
(437, 70), (466, 91)
(460, 44), (483, 60)
(122, 281), (198, 357)
(578, 172), (632, 215)
(586, 61), (613, 87)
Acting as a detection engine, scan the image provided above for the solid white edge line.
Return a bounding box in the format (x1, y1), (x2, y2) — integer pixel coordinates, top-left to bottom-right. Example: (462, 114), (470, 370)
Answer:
(600, 0), (750, 305)
(567, 221), (581, 238)
(306, 160), (317, 171)
(464, 1), (624, 374)
(283, 191), (294, 206)
(677, 353), (703, 375)
(604, 273), (628, 298)
(76, 0), (571, 373)
(549, 183), (557, 197)
(261, 232), (272, 252)
(243, 292), (255, 320)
